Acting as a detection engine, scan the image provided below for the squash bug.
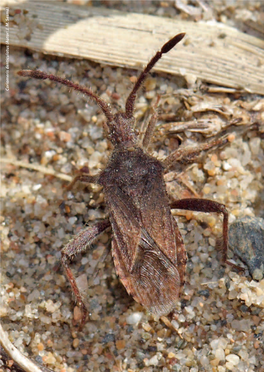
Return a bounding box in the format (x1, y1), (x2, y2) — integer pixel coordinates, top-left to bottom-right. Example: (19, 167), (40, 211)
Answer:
(18, 33), (237, 326)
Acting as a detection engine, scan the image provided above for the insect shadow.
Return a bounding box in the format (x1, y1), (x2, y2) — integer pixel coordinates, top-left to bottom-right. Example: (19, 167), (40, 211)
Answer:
(18, 33), (239, 327)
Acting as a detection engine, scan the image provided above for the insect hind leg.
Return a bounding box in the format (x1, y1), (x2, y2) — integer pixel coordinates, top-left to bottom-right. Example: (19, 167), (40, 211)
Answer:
(170, 198), (242, 271)
(61, 219), (111, 328)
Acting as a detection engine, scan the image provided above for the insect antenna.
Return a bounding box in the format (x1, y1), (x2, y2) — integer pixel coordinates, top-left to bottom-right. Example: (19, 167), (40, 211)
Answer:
(17, 70), (114, 122)
(125, 32), (185, 118)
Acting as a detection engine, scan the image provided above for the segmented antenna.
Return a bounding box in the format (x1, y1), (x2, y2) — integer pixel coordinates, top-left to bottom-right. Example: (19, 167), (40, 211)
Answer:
(125, 32), (185, 118)
(17, 70), (114, 122)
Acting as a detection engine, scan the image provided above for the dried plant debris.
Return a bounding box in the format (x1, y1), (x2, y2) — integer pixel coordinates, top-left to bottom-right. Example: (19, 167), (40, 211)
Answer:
(0, 346), (54, 372)
(229, 216), (264, 281)
(158, 94), (264, 139)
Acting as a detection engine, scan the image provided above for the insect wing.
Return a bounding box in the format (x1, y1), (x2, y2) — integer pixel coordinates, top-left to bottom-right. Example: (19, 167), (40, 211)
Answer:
(106, 185), (184, 316)
(138, 174), (187, 287)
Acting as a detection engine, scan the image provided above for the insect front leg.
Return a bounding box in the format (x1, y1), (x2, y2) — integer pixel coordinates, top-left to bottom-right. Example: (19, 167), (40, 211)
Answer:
(66, 166), (99, 191)
(141, 96), (160, 149)
(61, 219), (111, 327)
(170, 198), (242, 270)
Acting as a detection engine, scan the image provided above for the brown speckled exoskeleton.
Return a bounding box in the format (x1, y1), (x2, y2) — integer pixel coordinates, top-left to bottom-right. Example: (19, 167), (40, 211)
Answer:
(18, 33), (237, 326)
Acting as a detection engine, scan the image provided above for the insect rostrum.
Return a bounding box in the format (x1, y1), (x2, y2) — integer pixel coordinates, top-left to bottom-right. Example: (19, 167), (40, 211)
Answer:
(18, 33), (235, 325)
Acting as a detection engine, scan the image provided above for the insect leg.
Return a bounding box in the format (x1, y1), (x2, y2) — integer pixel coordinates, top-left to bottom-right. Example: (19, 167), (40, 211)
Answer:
(66, 173), (99, 191)
(170, 198), (242, 270)
(163, 136), (228, 172)
(61, 219), (111, 327)
(141, 96), (160, 149)
(66, 165), (99, 190)
(90, 241), (111, 281)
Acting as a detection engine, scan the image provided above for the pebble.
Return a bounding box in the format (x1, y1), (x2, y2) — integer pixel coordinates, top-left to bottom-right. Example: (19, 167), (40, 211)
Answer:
(116, 339), (126, 350)
(73, 306), (82, 322)
(226, 353), (240, 365)
(215, 348), (225, 361)
(72, 338), (79, 348)
(229, 216), (264, 280)
(144, 354), (159, 366)
(126, 312), (143, 325)
(43, 352), (56, 365)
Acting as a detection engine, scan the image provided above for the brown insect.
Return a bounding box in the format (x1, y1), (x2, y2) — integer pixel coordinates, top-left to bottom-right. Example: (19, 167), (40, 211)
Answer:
(18, 33), (236, 325)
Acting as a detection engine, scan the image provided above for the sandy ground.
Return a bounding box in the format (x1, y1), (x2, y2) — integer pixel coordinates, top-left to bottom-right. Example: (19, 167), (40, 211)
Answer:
(1, 1), (264, 371)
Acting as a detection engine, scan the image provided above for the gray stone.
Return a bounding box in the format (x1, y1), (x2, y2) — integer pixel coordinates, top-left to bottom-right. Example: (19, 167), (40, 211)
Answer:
(229, 216), (264, 280)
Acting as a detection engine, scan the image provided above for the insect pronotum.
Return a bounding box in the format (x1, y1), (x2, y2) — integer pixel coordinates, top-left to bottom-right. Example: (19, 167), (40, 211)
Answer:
(18, 33), (238, 326)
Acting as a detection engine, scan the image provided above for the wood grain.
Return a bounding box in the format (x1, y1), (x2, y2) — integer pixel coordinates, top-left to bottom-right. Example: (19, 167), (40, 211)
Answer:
(1, 1), (264, 94)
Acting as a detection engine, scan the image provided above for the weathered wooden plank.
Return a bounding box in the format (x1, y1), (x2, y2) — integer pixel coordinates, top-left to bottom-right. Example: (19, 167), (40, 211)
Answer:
(1, 1), (264, 94)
